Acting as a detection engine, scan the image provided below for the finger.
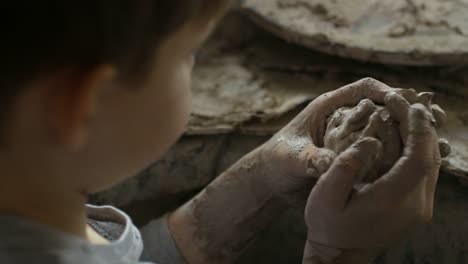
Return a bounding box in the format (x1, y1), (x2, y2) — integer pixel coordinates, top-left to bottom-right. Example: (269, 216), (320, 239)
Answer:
(304, 78), (393, 144)
(372, 113), (402, 179)
(424, 135), (444, 221)
(372, 104), (439, 200)
(417, 92), (438, 126)
(343, 99), (377, 132)
(361, 111), (382, 137)
(347, 99), (377, 124)
(438, 138), (451, 158)
(431, 104), (447, 128)
(394, 88), (418, 104)
(395, 90), (442, 127)
(417, 92), (435, 108)
(385, 92), (411, 142)
(312, 137), (381, 209)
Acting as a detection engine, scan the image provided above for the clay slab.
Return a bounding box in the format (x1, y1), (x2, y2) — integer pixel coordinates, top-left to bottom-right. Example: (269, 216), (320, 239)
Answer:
(241, 0), (468, 65)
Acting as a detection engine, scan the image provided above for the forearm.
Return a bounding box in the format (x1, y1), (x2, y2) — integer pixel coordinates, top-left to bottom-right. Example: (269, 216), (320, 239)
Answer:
(168, 147), (287, 264)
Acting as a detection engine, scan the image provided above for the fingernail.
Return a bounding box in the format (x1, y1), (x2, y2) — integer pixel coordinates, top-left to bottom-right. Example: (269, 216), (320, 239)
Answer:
(439, 138), (451, 158)
(385, 92), (410, 121)
(409, 104), (432, 133)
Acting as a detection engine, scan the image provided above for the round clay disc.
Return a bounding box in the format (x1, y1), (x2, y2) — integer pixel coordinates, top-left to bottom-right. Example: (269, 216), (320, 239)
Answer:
(240, 0), (468, 66)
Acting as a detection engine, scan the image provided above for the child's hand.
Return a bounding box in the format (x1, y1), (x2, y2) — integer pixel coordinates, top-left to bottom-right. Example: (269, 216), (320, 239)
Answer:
(302, 96), (441, 263)
(257, 78), (393, 205)
(168, 79), (446, 264)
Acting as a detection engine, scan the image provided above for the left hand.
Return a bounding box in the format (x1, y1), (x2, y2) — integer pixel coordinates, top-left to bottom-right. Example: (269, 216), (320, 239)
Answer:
(256, 78), (393, 204)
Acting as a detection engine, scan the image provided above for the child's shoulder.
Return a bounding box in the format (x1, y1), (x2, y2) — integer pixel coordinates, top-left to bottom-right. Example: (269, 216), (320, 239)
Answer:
(0, 205), (146, 264)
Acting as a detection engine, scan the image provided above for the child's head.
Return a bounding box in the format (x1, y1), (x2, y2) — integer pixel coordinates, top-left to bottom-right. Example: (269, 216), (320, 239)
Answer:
(0, 1), (231, 197)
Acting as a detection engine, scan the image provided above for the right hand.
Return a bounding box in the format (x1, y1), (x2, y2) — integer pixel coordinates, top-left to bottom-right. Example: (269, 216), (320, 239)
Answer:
(303, 93), (442, 263)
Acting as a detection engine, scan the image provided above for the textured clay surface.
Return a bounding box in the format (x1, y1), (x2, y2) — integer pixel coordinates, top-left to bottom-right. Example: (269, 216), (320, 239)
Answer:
(241, 0), (468, 65)
(323, 100), (401, 182)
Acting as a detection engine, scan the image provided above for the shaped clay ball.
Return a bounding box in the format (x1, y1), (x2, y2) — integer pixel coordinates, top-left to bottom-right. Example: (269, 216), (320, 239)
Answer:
(324, 99), (401, 182)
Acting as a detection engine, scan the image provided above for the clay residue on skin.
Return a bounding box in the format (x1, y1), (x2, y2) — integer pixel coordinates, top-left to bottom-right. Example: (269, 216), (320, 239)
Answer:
(285, 135), (310, 156)
(241, 0), (468, 65)
(189, 157), (283, 262)
(438, 107), (468, 182)
(322, 90), (455, 182)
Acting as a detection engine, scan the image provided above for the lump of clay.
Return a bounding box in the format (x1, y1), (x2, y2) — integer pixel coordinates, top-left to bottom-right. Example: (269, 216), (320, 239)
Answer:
(324, 99), (401, 182)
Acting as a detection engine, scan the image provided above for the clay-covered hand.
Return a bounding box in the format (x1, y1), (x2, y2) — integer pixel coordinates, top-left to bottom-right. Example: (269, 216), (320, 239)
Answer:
(323, 89), (450, 182)
(392, 88), (451, 157)
(303, 94), (442, 263)
(257, 78), (393, 205)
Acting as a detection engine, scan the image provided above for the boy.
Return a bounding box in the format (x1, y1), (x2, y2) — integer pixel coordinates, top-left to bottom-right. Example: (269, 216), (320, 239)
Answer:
(0, 1), (445, 263)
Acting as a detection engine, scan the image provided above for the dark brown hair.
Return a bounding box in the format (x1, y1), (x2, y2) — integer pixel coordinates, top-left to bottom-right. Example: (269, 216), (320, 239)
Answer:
(0, 0), (230, 95)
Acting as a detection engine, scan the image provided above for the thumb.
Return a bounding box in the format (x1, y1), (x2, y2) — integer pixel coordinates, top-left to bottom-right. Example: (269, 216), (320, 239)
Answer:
(312, 137), (381, 210)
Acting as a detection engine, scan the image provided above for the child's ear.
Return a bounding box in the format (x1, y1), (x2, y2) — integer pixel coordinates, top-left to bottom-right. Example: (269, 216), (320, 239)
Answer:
(46, 65), (115, 151)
